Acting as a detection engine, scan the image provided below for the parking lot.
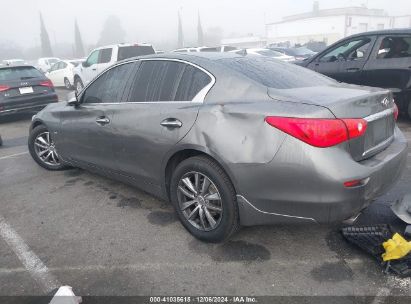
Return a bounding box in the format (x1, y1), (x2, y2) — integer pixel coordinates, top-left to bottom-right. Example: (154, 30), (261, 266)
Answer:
(1, 88), (411, 298)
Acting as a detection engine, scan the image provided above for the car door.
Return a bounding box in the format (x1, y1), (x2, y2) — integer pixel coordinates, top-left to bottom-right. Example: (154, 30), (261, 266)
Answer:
(56, 62), (135, 170)
(111, 59), (213, 188)
(46, 63), (60, 85)
(51, 62), (65, 86)
(81, 50), (100, 85)
(307, 36), (374, 83)
(362, 35), (411, 91)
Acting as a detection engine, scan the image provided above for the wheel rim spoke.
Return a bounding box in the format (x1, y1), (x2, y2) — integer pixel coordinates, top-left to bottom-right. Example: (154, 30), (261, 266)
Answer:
(38, 149), (49, 157)
(181, 199), (197, 210)
(35, 142), (48, 149)
(36, 136), (48, 146)
(199, 207), (206, 229)
(204, 208), (217, 229)
(201, 177), (210, 195)
(182, 177), (197, 196)
(205, 204), (222, 212)
(188, 205), (200, 220)
(205, 192), (220, 201)
(178, 185), (196, 199)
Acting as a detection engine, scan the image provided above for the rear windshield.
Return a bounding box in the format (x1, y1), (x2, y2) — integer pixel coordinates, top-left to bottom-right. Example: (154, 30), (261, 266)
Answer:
(255, 50), (283, 57)
(220, 57), (334, 89)
(0, 66), (43, 81)
(117, 45), (155, 61)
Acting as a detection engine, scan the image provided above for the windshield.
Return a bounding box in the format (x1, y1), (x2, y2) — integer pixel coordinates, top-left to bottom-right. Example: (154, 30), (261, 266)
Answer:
(47, 59), (59, 65)
(0, 66), (43, 81)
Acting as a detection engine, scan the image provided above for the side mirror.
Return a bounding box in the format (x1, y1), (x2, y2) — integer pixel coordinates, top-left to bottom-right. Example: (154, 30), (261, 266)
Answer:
(67, 91), (80, 107)
(82, 61), (89, 68)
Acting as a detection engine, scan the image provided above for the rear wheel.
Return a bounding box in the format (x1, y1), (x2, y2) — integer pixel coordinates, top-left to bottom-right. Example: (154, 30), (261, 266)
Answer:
(170, 156), (239, 243)
(28, 125), (68, 170)
(64, 78), (72, 90)
(74, 77), (84, 94)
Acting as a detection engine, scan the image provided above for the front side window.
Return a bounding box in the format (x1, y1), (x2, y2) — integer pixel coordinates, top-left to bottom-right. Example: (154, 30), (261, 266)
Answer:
(319, 38), (371, 62)
(86, 50), (99, 66)
(99, 48), (113, 64)
(82, 63), (134, 104)
(377, 36), (411, 59)
(128, 60), (211, 102)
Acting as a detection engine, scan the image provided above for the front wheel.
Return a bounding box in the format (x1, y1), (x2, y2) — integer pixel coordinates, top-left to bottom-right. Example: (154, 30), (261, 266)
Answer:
(28, 125), (68, 170)
(170, 156), (240, 243)
(74, 78), (84, 94)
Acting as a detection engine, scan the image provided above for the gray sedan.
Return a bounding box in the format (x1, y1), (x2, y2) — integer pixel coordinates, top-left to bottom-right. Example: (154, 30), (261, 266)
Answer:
(28, 53), (408, 242)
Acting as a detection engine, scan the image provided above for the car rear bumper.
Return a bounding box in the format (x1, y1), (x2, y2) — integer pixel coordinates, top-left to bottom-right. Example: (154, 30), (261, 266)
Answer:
(234, 126), (408, 226)
(0, 94), (58, 116)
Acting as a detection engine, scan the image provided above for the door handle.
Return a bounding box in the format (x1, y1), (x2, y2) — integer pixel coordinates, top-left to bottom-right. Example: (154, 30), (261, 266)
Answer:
(96, 117), (110, 125)
(346, 68), (360, 72)
(160, 118), (182, 129)
(92, 68), (97, 71)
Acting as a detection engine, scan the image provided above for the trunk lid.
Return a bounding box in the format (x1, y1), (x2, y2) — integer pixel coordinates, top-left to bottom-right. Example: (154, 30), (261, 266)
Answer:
(268, 84), (396, 161)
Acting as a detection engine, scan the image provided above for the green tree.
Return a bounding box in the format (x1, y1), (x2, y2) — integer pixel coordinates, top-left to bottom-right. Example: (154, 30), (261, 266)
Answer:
(39, 13), (53, 57)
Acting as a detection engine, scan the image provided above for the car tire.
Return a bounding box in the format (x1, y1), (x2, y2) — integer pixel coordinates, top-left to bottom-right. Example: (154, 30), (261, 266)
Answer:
(74, 77), (84, 94)
(64, 78), (72, 90)
(28, 125), (69, 171)
(170, 156), (240, 243)
(408, 100), (411, 120)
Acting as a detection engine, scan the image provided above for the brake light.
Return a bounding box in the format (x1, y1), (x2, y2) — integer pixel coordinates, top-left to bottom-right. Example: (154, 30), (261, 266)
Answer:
(0, 85), (10, 92)
(39, 80), (54, 88)
(393, 103), (399, 121)
(265, 117), (368, 148)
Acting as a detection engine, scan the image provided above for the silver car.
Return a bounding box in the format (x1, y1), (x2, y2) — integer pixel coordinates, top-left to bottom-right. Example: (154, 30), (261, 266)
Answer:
(28, 53), (408, 242)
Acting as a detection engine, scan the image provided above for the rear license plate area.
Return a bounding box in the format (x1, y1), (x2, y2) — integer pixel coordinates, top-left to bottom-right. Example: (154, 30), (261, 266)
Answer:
(19, 87), (34, 94)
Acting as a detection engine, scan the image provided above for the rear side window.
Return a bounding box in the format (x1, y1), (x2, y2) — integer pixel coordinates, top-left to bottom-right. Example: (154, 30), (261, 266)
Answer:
(221, 57), (334, 89)
(128, 60), (211, 102)
(377, 36), (411, 59)
(0, 67), (43, 81)
(82, 63), (134, 104)
(99, 48), (113, 64)
(175, 65), (211, 101)
(117, 46), (155, 61)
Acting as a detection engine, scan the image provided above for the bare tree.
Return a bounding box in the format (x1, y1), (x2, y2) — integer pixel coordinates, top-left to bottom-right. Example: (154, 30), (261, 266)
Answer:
(177, 10), (184, 48)
(197, 11), (204, 46)
(97, 15), (126, 46)
(74, 19), (85, 58)
(39, 12), (53, 57)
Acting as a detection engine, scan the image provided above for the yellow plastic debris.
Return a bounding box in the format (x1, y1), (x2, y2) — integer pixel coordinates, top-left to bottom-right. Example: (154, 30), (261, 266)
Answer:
(382, 233), (411, 261)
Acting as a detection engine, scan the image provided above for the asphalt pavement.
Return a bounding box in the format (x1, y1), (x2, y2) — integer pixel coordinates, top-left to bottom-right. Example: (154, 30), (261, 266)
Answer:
(0, 88), (411, 298)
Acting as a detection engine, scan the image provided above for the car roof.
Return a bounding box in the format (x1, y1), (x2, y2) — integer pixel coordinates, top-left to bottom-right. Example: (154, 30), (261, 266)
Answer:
(122, 51), (243, 63)
(94, 43), (153, 50)
(348, 28), (411, 38)
(0, 64), (35, 69)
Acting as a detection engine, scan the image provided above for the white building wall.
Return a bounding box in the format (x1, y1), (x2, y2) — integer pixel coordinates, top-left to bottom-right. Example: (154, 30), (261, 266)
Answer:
(392, 16), (411, 28)
(266, 15), (346, 45)
(345, 15), (391, 36)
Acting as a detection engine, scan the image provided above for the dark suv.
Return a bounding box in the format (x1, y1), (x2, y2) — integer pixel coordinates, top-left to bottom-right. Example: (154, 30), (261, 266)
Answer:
(298, 29), (411, 119)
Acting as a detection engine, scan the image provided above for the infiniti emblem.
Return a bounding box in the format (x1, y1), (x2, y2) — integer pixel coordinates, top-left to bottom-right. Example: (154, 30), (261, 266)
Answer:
(381, 97), (390, 107)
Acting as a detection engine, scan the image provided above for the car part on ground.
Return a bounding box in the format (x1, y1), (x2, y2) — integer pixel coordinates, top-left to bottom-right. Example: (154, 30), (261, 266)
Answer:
(383, 233), (411, 261)
(342, 225), (411, 277)
(391, 194), (411, 224)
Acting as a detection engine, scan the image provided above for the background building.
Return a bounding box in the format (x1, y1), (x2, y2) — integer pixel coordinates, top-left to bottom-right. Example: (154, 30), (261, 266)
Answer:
(220, 35), (266, 49)
(266, 1), (411, 47)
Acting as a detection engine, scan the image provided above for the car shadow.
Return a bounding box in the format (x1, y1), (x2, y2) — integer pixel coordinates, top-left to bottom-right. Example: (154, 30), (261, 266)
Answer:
(0, 113), (34, 124)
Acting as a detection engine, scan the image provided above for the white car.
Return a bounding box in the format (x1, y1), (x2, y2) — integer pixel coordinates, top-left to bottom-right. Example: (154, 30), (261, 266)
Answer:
(73, 43), (155, 93)
(173, 46), (238, 53)
(230, 48), (295, 62)
(37, 57), (60, 73)
(45, 60), (84, 89)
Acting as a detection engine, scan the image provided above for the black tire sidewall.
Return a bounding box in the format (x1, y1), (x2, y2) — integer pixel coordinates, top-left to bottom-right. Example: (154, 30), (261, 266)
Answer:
(170, 156), (239, 243)
(28, 125), (67, 171)
(75, 78), (83, 94)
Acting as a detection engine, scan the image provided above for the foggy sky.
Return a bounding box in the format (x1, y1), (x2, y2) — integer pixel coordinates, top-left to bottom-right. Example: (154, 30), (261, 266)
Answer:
(1, 0), (411, 50)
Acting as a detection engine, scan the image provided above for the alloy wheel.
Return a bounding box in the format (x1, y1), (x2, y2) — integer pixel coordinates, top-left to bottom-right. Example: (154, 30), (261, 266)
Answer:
(177, 171), (223, 231)
(76, 81), (83, 94)
(64, 79), (71, 89)
(33, 131), (60, 166)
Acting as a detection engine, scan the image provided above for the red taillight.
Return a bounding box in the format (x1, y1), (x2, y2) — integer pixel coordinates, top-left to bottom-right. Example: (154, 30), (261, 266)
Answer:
(393, 103), (399, 121)
(265, 117), (368, 148)
(0, 85), (10, 92)
(343, 180), (362, 188)
(39, 80), (54, 88)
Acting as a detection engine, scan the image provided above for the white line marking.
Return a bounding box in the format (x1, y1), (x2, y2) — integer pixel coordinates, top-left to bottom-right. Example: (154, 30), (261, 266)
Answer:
(0, 151), (29, 160)
(0, 214), (60, 293)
